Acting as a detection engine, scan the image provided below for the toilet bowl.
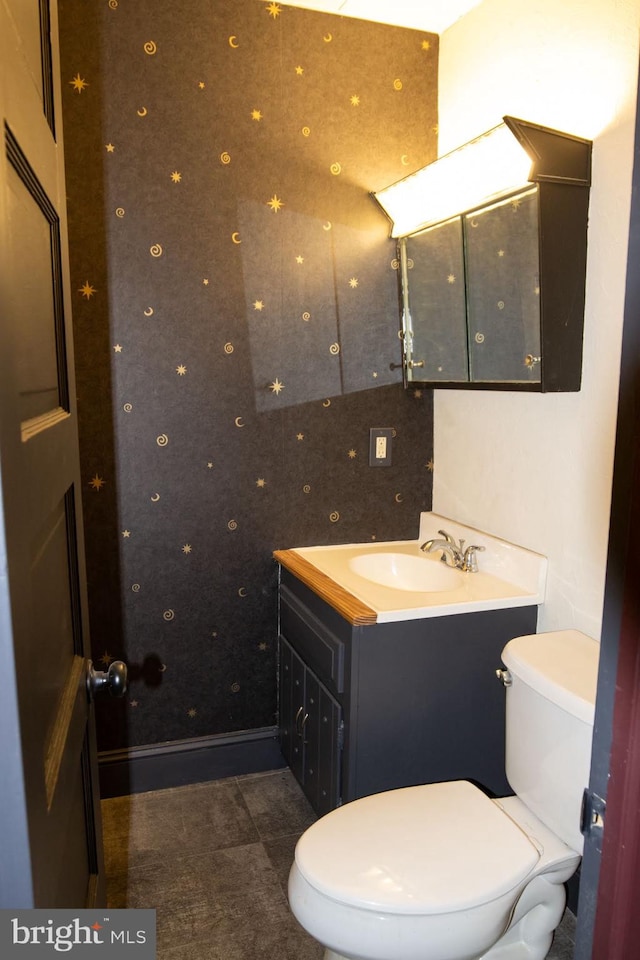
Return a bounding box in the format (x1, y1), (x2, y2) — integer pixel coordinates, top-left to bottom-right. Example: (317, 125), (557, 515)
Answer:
(288, 630), (598, 960)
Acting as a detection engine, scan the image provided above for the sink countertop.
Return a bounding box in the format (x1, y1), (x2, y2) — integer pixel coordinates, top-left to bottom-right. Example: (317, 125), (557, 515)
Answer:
(274, 513), (547, 624)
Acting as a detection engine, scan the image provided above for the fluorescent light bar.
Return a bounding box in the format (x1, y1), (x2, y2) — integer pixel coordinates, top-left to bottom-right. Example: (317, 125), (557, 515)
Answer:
(374, 123), (533, 238)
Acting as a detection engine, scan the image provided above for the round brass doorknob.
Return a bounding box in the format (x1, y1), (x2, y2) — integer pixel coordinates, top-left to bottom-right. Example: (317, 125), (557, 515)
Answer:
(87, 660), (128, 699)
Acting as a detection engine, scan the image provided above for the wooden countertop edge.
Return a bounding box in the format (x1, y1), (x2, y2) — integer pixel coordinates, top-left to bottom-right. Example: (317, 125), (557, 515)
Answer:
(273, 550), (378, 626)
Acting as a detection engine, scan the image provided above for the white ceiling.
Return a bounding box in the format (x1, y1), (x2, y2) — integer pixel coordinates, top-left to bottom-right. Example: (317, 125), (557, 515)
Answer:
(275, 0), (484, 34)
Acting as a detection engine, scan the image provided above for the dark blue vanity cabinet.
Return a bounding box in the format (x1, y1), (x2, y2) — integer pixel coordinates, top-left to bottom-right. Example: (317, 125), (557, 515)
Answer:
(277, 567), (539, 815)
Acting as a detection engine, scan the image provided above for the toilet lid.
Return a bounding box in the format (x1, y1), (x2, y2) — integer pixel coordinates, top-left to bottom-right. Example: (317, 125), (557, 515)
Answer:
(295, 781), (540, 915)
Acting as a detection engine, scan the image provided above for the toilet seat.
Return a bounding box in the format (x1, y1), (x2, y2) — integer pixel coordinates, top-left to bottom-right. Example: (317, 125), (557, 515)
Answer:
(294, 780), (540, 915)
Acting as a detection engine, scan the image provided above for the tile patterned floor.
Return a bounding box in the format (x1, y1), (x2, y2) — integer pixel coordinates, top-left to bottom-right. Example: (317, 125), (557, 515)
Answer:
(101, 768), (577, 958)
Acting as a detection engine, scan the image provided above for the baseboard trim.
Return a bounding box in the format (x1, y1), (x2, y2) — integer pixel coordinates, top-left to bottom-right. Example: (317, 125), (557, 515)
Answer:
(98, 726), (285, 797)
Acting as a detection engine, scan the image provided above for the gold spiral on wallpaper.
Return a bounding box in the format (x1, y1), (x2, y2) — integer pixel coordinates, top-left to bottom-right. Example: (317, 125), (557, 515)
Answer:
(156, 434), (169, 446)
(227, 519), (238, 531)
(330, 162), (341, 175)
(144, 41), (157, 55)
(150, 244), (163, 257)
(329, 342), (340, 355)
(163, 609), (175, 621)
(115, 207), (125, 218)
(108, 0), (118, 8)
(302, 311), (311, 322)
(393, 78), (403, 90)
(303, 484), (311, 494)
(302, 126), (311, 137)
(329, 511), (340, 523)
(220, 151), (231, 164)
(224, 342), (234, 354)
(123, 402), (133, 413)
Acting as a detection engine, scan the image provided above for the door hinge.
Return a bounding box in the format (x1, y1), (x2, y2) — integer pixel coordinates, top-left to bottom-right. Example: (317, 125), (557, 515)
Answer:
(581, 788), (606, 840)
(337, 719), (345, 750)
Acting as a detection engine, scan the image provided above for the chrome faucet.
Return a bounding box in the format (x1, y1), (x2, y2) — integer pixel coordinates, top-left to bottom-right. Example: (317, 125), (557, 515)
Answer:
(420, 529), (485, 572)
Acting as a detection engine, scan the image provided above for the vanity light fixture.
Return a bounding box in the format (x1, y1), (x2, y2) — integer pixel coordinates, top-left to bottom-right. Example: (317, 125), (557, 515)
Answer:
(373, 116), (592, 238)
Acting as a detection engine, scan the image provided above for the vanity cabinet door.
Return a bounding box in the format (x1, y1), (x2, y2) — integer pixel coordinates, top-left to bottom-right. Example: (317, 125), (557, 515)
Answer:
(278, 636), (342, 815)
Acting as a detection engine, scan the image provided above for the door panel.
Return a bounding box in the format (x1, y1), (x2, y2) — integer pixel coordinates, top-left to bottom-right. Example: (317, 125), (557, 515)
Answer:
(0, 0), (107, 908)
(6, 147), (64, 422)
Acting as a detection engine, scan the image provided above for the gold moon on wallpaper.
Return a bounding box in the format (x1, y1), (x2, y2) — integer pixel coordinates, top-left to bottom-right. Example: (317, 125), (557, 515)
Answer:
(235, 416), (245, 427)
(401, 155), (410, 165)
(231, 232), (242, 244)
(323, 221), (332, 231)
(151, 493), (160, 502)
(229, 35), (239, 48)
(144, 307), (154, 316)
(322, 399), (331, 407)
(137, 107), (147, 117)
(238, 587), (247, 597)
(323, 33), (332, 42)
(470, 218), (479, 228)
(395, 493), (404, 503)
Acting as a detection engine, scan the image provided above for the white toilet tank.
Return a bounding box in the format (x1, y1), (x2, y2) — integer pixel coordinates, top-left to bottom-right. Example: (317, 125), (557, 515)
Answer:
(502, 629), (599, 854)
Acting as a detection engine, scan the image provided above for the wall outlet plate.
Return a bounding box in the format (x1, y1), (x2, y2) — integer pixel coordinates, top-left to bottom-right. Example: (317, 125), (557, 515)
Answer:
(369, 427), (393, 466)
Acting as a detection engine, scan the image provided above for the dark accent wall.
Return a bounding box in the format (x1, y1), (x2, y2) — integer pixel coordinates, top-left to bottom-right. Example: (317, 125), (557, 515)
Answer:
(58, 0), (437, 751)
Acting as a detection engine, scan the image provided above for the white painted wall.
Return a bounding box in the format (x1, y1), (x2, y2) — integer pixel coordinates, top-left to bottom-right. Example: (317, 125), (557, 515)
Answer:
(435, 0), (640, 639)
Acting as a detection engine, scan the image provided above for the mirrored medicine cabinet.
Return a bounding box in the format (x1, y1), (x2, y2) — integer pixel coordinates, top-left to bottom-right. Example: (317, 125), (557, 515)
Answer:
(375, 118), (593, 392)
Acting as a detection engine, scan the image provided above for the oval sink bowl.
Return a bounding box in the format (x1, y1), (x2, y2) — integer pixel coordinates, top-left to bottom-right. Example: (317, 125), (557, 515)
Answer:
(348, 552), (463, 592)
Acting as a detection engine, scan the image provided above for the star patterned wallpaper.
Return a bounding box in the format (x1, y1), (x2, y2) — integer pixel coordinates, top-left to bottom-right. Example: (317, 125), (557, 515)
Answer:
(58, 0), (438, 752)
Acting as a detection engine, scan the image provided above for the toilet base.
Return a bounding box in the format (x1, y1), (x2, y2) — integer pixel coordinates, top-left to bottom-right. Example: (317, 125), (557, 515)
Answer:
(318, 871), (567, 960)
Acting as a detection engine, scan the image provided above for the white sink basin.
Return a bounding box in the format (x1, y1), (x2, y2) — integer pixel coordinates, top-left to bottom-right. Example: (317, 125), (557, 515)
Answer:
(348, 552), (463, 592)
(285, 513), (548, 623)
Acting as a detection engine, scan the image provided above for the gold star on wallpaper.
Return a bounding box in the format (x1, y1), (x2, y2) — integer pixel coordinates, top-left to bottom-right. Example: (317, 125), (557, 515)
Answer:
(267, 194), (283, 212)
(130, 700), (139, 708)
(295, 255), (304, 264)
(498, 249), (505, 257)
(89, 474), (105, 491)
(266, 2), (281, 17)
(421, 39), (431, 51)
(207, 462), (213, 468)
(105, 143), (115, 152)
(182, 544), (192, 554)
(69, 73), (88, 93)
(296, 432), (304, 440)
(349, 277), (359, 288)
(256, 478), (266, 487)
(348, 449), (357, 459)
(251, 109), (263, 121)
(254, 299), (264, 311)
(176, 364), (187, 375)
(187, 707), (197, 717)
(79, 281), (96, 299)
(198, 81), (205, 89)
(122, 529), (131, 538)
(414, 389), (423, 399)
(447, 274), (456, 284)
(350, 95), (360, 106)
(171, 171), (182, 182)
(295, 65), (304, 75)
(100, 652), (114, 667)
(203, 278), (209, 285)
(269, 378), (284, 394)
(258, 641), (268, 651)
(113, 343), (122, 352)
(426, 459), (435, 471)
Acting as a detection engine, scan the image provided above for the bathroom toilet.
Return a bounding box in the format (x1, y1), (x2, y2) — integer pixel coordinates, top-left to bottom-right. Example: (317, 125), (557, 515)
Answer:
(288, 629), (598, 960)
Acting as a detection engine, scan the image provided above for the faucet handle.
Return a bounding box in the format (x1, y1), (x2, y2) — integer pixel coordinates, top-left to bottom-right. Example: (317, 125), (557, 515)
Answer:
(438, 529), (464, 551)
(462, 544), (485, 573)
